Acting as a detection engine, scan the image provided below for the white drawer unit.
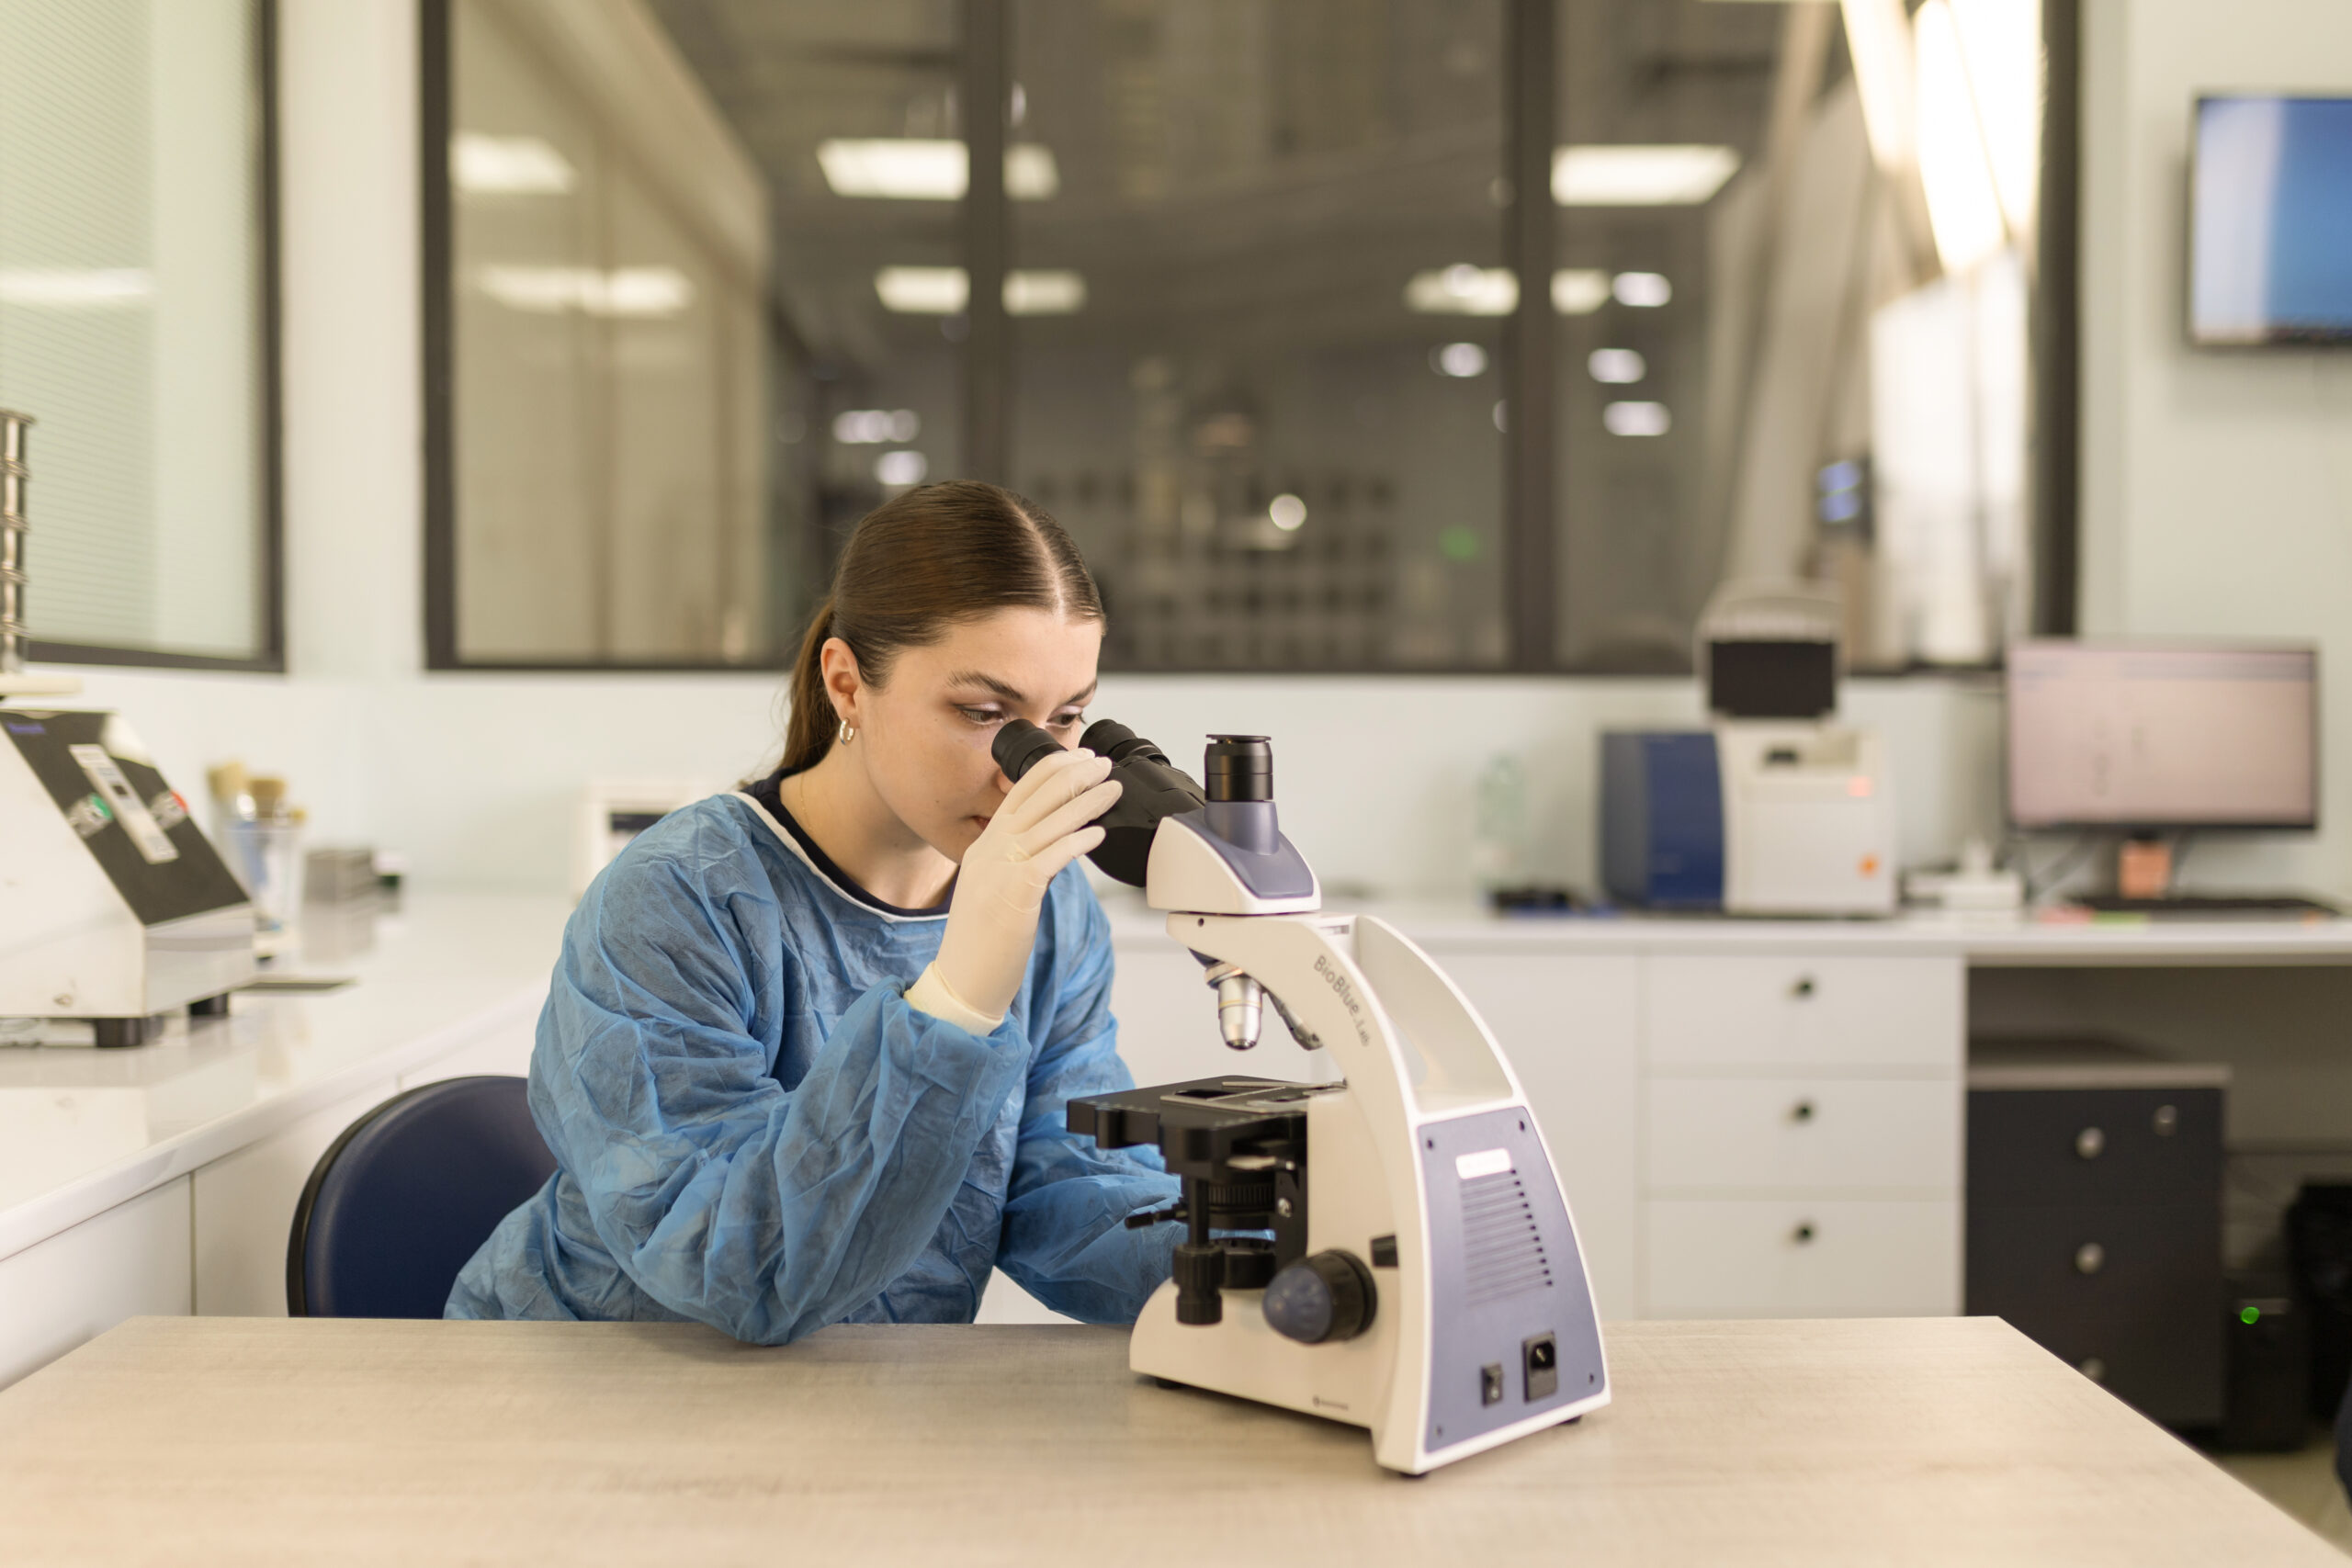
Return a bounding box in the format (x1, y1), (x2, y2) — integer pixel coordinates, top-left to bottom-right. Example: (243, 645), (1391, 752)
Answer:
(1644, 955), (1963, 1073)
(1644, 1198), (1961, 1318)
(1644, 1077), (1962, 1195)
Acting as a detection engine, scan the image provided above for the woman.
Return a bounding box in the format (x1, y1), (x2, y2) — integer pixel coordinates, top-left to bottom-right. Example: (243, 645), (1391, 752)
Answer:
(448, 481), (1182, 1340)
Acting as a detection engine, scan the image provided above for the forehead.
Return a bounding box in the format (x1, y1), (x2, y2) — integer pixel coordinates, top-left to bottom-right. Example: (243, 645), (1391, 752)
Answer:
(899, 607), (1102, 688)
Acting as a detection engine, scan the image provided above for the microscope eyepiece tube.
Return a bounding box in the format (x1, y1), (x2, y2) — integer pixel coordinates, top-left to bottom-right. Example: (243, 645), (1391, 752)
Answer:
(1204, 735), (1272, 803)
(989, 717), (1066, 785)
(990, 715), (1209, 886)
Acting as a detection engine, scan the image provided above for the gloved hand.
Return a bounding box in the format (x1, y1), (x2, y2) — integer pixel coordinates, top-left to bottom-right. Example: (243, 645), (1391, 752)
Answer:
(908, 747), (1122, 1032)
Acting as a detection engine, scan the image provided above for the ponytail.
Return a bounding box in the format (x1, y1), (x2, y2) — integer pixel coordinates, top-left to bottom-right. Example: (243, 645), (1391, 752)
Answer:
(773, 480), (1102, 777)
(780, 596), (838, 773)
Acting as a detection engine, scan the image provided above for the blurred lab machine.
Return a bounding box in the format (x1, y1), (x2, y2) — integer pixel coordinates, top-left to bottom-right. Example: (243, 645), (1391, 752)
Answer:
(0, 409), (257, 1044)
(1600, 584), (1895, 917)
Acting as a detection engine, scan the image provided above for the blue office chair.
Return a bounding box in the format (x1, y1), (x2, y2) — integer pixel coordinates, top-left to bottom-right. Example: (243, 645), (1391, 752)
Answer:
(286, 1075), (555, 1317)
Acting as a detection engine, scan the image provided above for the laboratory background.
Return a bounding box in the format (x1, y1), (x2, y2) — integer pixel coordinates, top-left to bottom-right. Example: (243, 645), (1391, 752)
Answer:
(5, 0), (2352, 1561)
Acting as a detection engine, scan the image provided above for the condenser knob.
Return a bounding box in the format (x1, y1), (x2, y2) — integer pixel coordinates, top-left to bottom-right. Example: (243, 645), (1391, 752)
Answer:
(1262, 1250), (1377, 1344)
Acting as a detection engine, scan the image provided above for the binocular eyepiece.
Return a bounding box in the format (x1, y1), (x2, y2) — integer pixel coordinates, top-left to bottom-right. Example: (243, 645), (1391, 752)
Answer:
(994, 718), (1272, 886)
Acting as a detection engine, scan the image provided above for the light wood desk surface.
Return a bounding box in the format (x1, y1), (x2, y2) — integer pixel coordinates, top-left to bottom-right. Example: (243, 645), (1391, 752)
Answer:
(0, 1314), (2335, 1567)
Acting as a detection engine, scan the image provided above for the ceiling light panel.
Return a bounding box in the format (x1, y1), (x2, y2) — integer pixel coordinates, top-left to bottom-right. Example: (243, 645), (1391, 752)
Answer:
(874, 266), (1087, 315)
(451, 131), (577, 195)
(1553, 145), (1740, 206)
(819, 140), (1060, 200)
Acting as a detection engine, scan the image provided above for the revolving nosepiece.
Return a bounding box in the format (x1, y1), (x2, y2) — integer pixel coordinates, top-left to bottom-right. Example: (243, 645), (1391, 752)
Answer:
(1205, 963), (1263, 1051)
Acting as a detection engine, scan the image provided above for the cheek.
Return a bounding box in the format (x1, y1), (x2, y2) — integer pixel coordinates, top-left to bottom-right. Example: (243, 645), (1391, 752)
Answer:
(877, 717), (999, 815)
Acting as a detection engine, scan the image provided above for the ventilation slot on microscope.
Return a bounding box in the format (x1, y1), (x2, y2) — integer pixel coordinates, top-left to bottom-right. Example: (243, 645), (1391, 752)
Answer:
(1461, 1171), (1553, 1307)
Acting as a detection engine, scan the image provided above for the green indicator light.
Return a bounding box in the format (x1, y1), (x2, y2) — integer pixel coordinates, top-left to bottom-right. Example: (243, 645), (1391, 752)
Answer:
(2241, 1306), (2262, 1325)
(89, 793), (112, 820)
(1439, 525), (1481, 563)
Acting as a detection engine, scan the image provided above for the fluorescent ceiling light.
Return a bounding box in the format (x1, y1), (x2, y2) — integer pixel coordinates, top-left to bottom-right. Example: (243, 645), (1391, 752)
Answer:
(873, 266), (1087, 315)
(1589, 348), (1646, 384)
(833, 409), (922, 445)
(819, 139), (1059, 200)
(477, 265), (694, 317)
(1841, 0), (1918, 175)
(1405, 265), (1517, 316)
(1951, 0), (2041, 234)
(1553, 145), (1739, 205)
(1603, 400), (1672, 437)
(1914, 0), (2008, 272)
(452, 131), (576, 195)
(1552, 269), (1611, 314)
(1613, 271), (1673, 308)
(1005, 269), (1085, 314)
(1433, 342), (1488, 378)
(876, 265), (968, 313)
(0, 268), (153, 306)
(875, 450), (929, 487)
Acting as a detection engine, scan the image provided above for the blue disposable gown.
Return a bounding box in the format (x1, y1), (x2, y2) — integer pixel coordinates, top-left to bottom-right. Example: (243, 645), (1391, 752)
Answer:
(447, 792), (1182, 1341)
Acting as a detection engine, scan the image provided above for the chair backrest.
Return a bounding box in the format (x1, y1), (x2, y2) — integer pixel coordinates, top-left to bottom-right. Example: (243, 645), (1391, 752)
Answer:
(287, 1075), (555, 1317)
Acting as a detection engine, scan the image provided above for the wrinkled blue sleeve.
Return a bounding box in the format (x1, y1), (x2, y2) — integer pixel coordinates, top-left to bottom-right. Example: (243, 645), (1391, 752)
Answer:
(994, 887), (1182, 1322)
(534, 852), (1026, 1346)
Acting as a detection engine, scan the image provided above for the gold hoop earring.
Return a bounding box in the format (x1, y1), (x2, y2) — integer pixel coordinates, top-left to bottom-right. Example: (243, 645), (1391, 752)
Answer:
(837, 718), (855, 745)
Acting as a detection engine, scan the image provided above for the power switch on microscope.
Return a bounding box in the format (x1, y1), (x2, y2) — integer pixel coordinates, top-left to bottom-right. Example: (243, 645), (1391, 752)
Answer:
(1480, 1364), (1506, 1406)
(1523, 1334), (1559, 1402)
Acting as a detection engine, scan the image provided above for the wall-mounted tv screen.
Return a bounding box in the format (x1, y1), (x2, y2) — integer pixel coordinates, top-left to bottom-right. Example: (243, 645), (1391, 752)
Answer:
(2190, 96), (2352, 345)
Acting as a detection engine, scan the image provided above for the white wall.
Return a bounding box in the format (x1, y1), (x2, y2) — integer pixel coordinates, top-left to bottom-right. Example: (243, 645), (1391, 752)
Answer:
(2079, 0), (2352, 896)
(59, 0), (2342, 901)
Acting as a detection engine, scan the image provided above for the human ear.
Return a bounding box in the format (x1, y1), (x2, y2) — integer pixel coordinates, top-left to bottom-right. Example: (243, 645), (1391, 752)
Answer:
(819, 637), (865, 728)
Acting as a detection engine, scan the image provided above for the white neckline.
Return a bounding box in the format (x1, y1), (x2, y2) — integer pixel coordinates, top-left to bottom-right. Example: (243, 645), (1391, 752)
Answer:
(727, 792), (949, 924)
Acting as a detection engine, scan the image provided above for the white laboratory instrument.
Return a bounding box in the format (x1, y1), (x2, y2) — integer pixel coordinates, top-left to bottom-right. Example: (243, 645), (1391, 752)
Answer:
(1002, 725), (1610, 1475)
(0, 409), (256, 1044)
(1601, 582), (1896, 916)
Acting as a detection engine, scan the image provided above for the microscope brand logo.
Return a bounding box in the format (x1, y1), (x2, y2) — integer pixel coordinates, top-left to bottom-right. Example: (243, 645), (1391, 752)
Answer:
(1313, 954), (1373, 1046)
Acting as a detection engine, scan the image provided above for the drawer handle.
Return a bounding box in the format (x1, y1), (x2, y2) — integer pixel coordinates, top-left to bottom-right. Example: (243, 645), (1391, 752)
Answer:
(2075, 1242), (2106, 1276)
(1792, 1222), (1817, 1246)
(1790, 1100), (1816, 1124)
(2075, 1127), (2105, 1160)
(1791, 976), (1817, 1000)
(2153, 1104), (2178, 1137)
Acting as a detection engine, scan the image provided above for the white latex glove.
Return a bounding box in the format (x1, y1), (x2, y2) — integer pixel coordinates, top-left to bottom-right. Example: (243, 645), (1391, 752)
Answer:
(906, 747), (1122, 1032)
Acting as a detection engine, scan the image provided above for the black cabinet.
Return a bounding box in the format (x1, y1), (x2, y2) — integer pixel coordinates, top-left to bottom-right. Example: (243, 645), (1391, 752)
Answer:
(1966, 1046), (2227, 1427)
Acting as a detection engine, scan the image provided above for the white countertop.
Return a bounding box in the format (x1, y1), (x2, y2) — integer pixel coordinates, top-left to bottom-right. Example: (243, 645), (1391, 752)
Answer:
(10, 885), (2349, 1268)
(0, 893), (572, 1265)
(1102, 889), (2352, 964)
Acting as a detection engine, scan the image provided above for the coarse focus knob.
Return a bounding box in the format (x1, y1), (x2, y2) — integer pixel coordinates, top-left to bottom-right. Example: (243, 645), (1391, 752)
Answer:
(1262, 1250), (1376, 1344)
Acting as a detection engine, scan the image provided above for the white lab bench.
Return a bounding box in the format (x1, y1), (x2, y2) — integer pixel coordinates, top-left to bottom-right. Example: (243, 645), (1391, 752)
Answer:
(8, 889), (2352, 1392)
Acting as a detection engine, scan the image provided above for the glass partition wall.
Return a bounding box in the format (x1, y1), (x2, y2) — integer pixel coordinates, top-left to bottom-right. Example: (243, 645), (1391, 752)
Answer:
(0, 0), (276, 668)
(427, 0), (2073, 673)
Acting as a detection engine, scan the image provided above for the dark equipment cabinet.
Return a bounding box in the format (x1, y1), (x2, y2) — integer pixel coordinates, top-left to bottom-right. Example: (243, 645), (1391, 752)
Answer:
(1966, 1043), (2227, 1427)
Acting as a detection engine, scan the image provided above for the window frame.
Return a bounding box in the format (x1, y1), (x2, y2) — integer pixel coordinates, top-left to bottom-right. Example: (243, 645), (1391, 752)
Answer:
(23, 0), (287, 675)
(419, 0), (2079, 676)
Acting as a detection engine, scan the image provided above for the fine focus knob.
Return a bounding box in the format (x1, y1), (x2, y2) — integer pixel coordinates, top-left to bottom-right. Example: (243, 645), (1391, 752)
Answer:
(2075, 1126), (2105, 1160)
(1262, 1250), (1376, 1344)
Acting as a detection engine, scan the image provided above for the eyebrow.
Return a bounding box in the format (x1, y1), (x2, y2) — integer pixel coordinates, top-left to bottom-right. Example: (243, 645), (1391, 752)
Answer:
(946, 671), (1098, 708)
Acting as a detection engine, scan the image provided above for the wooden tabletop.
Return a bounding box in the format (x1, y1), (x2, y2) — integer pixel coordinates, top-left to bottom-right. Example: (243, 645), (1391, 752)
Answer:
(0, 1315), (2335, 1567)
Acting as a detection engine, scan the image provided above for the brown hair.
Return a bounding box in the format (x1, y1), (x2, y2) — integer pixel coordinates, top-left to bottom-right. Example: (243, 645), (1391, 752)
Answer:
(780, 479), (1103, 773)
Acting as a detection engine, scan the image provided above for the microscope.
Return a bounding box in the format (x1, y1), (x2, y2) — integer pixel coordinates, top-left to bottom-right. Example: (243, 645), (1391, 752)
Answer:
(994, 721), (1610, 1474)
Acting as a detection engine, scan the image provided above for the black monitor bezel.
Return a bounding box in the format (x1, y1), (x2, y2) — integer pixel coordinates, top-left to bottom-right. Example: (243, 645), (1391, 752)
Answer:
(2003, 637), (2322, 833)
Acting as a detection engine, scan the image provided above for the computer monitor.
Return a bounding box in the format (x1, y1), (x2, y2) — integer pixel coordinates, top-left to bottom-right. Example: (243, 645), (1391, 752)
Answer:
(2007, 642), (2319, 831)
